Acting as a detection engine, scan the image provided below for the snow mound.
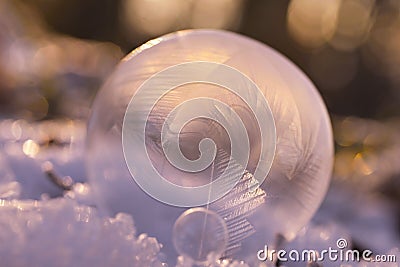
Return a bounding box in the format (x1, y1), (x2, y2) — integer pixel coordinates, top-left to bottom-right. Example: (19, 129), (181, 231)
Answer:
(0, 197), (164, 267)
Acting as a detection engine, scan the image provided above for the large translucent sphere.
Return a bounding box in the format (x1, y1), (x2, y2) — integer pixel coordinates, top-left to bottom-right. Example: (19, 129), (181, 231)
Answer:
(86, 29), (333, 265)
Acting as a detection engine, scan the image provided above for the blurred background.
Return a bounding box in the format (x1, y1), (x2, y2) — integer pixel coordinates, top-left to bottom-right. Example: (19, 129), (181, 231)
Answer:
(0, 0), (399, 256)
(2, 0), (400, 120)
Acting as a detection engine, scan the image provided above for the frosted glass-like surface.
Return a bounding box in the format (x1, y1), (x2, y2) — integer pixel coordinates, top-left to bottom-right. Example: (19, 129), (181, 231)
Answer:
(173, 208), (228, 264)
(86, 29), (333, 265)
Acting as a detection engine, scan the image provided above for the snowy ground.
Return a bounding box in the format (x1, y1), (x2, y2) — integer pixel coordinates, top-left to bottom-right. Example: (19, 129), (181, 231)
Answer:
(0, 119), (398, 267)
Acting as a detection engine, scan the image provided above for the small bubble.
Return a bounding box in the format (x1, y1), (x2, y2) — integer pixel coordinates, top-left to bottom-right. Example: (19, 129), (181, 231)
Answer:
(173, 207), (228, 264)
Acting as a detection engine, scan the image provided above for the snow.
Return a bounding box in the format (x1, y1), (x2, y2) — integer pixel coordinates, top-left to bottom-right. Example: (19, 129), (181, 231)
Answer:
(0, 198), (164, 267)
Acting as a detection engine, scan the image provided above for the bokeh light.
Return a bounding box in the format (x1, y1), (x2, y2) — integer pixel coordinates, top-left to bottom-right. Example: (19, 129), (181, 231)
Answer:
(328, 0), (375, 51)
(287, 0), (341, 49)
(121, 0), (244, 41)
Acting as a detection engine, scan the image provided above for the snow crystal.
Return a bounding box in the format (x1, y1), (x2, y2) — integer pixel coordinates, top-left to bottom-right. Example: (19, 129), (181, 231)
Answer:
(0, 197), (165, 267)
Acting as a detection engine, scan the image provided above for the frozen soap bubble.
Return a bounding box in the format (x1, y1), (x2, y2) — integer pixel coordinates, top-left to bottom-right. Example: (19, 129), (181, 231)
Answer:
(173, 208), (228, 264)
(86, 29), (333, 265)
